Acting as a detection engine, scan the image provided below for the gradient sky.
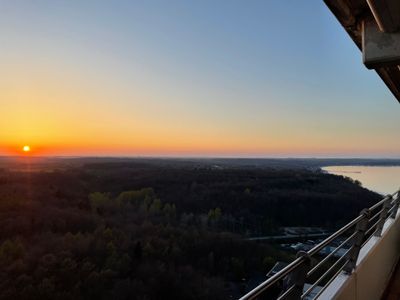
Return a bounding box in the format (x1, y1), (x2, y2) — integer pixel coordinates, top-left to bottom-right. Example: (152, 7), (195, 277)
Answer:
(1, 0), (399, 157)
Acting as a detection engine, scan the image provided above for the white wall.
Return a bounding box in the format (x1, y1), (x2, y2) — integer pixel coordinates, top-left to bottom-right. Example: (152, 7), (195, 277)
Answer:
(320, 211), (400, 300)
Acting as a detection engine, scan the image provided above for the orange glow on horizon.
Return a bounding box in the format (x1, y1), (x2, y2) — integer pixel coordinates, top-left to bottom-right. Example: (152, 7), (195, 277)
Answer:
(1, 65), (398, 159)
(0, 140), (395, 158)
(1, 3), (399, 160)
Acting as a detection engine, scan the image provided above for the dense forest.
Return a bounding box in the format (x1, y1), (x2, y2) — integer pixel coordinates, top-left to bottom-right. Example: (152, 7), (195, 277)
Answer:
(0, 158), (381, 299)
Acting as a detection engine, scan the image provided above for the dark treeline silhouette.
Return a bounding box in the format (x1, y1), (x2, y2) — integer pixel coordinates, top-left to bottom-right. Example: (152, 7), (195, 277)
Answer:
(0, 158), (380, 299)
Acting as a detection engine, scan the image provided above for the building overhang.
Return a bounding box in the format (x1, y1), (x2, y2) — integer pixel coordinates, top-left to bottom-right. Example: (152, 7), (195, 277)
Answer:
(324, 0), (400, 103)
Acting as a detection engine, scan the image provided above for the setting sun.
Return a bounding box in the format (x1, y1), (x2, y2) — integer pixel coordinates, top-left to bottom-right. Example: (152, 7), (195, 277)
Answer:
(0, 2), (400, 300)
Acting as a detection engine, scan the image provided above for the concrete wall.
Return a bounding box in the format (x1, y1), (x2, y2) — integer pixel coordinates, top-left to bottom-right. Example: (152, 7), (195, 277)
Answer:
(320, 211), (400, 300)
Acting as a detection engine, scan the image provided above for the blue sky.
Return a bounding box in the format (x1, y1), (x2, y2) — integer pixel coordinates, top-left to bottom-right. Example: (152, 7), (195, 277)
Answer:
(1, 1), (399, 157)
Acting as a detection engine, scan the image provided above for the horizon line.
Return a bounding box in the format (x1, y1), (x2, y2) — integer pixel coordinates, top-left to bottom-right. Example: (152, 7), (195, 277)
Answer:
(2, 155), (400, 160)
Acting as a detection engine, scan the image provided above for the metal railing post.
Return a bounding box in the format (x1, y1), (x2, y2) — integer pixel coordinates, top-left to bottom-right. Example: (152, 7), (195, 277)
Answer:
(391, 192), (400, 219)
(344, 209), (369, 274)
(281, 251), (311, 300)
(374, 195), (392, 236)
(238, 189), (400, 300)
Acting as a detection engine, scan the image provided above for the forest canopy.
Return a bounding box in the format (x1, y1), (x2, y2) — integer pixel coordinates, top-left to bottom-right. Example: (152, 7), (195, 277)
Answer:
(0, 158), (380, 299)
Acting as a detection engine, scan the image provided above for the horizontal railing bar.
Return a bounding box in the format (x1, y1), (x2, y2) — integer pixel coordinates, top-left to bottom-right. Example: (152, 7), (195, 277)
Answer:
(307, 231), (356, 277)
(240, 189), (400, 300)
(388, 204), (397, 216)
(238, 256), (305, 300)
(307, 215), (362, 256)
(368, 209), (383, 224)
(368, 195), (392, 212)
(310, 259), (349, 300)
(362, 205), (396, 248)
(302, 248), (352, 298)
(365, 219), (380, 236)
(362, 212), (392, 248)
(276, 284), (296, 300)
(240, 214), (366, 299)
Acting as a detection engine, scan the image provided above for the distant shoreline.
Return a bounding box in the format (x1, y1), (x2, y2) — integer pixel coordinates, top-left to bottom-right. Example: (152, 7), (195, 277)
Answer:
(2, 156), (400, 171)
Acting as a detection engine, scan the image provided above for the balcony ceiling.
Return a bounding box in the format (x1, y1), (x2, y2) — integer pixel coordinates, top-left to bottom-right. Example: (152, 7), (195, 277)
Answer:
(324, 0), (400, 103)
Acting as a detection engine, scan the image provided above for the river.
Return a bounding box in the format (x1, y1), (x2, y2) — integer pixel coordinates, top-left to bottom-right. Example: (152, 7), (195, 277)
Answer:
(322, 166), (400, 195)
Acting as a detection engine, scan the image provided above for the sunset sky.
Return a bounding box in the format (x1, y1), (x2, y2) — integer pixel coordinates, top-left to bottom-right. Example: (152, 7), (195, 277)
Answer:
(1, 0), (399, 157)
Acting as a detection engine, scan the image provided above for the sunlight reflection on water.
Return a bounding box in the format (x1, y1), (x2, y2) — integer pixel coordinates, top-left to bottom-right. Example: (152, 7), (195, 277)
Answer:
(322, 166), (400, 195)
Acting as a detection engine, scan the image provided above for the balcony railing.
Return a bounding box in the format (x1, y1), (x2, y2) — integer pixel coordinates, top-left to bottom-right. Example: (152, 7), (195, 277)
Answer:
(239, 189), (400, 300)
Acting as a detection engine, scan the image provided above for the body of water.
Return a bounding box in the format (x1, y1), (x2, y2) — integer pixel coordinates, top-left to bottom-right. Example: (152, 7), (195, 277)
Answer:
(322, 166), (400, 195)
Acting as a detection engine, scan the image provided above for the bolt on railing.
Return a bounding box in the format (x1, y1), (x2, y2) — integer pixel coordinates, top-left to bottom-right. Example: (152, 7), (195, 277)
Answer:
(239, 189), (400, 300)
